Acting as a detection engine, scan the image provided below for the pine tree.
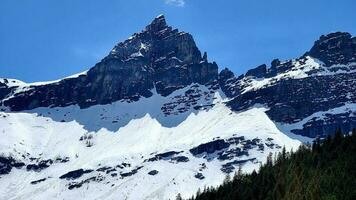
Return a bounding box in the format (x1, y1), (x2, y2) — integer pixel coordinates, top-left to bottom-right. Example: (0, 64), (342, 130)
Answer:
(175, 193), (183, 200)
(223, 173), (231, 185)
(266, 152), (273, 167)
(190, 130), (356, 200)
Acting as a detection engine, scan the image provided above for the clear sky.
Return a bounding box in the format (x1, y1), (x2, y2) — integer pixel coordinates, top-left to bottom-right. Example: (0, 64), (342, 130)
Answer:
(1, 0), (355, 82)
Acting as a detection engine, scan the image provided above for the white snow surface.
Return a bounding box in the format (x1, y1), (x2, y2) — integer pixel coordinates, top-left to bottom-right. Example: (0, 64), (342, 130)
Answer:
(0, 85), (301, 200)
(0, 70), (88, 97)
(240, 56), (356, 93)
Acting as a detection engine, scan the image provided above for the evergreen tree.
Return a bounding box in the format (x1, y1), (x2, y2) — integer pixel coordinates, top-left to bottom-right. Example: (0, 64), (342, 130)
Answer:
(175, 193), (183, 200)
(188, 130), (356, 200)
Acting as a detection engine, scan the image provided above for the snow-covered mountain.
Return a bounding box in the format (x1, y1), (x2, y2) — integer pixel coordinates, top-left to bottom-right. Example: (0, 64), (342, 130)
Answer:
(0, 15), (355, 200)
(220, 32), (356, 137)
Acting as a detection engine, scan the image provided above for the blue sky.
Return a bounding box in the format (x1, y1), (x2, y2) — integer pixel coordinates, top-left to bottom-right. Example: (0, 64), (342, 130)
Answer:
(1, 0), (355, 82)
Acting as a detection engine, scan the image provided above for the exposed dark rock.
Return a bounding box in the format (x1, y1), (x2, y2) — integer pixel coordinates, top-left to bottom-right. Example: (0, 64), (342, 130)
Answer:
(2, 15), (218, 111)
(221, 158), (256, 173)
(258, 144), (265, 151)
(120, 166), (143, 178)
(190, 139), (230, 156)
(59, 169), (93, 180)
(0, 156), (25, 175)
(55, 157), (69, 163)
(121, 162), (131, 168)
(219, 68), (235, 81)
(194, 172), (205, 180)
(29, 157), (37, 162)
(264, 137), (279, 149)
(26, 159), (53, 172)
(193, 104), (214, 110)
(226, 136), (245, 144)
(156, 151), (181, 159)
(265, 142), (275, 148)
(106, 168), (116, 174)
(243, 138), (261, 151)
(199, 163), (207, 171)
(202, 52), (208, 62)
(68, 181), (85, 190)
(227, 70), (356, 137)
(30, 178), (46, 185)
(0, 157), (13, 175)
(147, 151), (182, 162)
(67, 176), (104, 190)
(148, 170), (159, 175)
(306, 32), (356, 66)
(218, 68), (240, 97)
(217, 148), (248, 161)
(215, 137), (264, 161)
(245, 64), (267, 78)
(26, 164), (40, 172)
(12, 162), (25, 168)
(188, 136), (264, 162)
(96, 166), (112, 172)
(271, 59), (281, 68)
(171, 156), (189, 163)
(291, 111), (356, 138)
(220, 164), (235, 174)
(160, 84), (216, 116)
(0, 81), (11, 100)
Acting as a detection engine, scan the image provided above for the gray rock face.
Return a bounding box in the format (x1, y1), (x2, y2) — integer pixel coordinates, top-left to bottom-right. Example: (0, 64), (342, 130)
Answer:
(291, 111), (356, 138)
(223, 32), (356, 137)
(245, 64), (267, 78)
(2, 15), (218, 111)
(227, 72), (356, 136)
(306, 32), (356, 66)
(218, 67), (246, 98)
(0, 82), (11, 101)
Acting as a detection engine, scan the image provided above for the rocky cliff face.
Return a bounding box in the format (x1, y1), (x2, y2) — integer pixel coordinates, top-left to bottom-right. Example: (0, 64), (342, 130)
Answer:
(1, 15), (218, 111)
(0, 16), (355, 138)
(222, 32), (356, 137)
(306, 32), (356, 66)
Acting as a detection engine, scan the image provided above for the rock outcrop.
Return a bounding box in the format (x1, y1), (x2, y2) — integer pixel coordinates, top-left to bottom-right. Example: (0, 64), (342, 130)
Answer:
(223, 32), (356, 137)
(2, 15), (218, 111)
(306, 32), (356, 66)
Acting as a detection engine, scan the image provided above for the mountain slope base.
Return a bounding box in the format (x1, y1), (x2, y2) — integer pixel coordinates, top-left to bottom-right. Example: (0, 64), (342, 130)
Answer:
(0, 85), (301, 200)
(190, 130), (356, 200)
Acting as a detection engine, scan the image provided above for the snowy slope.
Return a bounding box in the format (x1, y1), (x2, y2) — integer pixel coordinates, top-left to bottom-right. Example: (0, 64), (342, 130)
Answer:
(0, 70), (88, 100)
(239, 56), (356, 94)
(0, 84), (301, 200)
(0, 70), (88, 88)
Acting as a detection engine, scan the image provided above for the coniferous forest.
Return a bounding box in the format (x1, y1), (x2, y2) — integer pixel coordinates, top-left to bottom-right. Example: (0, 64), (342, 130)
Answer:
(184, 129), (356, 200)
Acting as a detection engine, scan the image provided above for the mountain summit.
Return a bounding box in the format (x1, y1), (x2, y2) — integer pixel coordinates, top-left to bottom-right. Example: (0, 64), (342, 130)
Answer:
(1, 15), (218, 111)
(0, 16), (355, 137)
(306, 32), (356, 66)
(145, 14), (168, 32)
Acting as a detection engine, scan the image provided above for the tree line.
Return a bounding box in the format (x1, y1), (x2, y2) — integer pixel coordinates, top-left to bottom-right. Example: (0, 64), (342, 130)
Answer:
(179, 129), (356, 200)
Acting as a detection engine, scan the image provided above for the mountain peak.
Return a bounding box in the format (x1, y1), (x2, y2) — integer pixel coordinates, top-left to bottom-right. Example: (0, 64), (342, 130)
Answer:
(1, 14), (219, 111)
(318, 32), (352, 42)
(145, 14), (168, 33)
(306, 31), (355, 66)
(155, 14), (165, 19)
